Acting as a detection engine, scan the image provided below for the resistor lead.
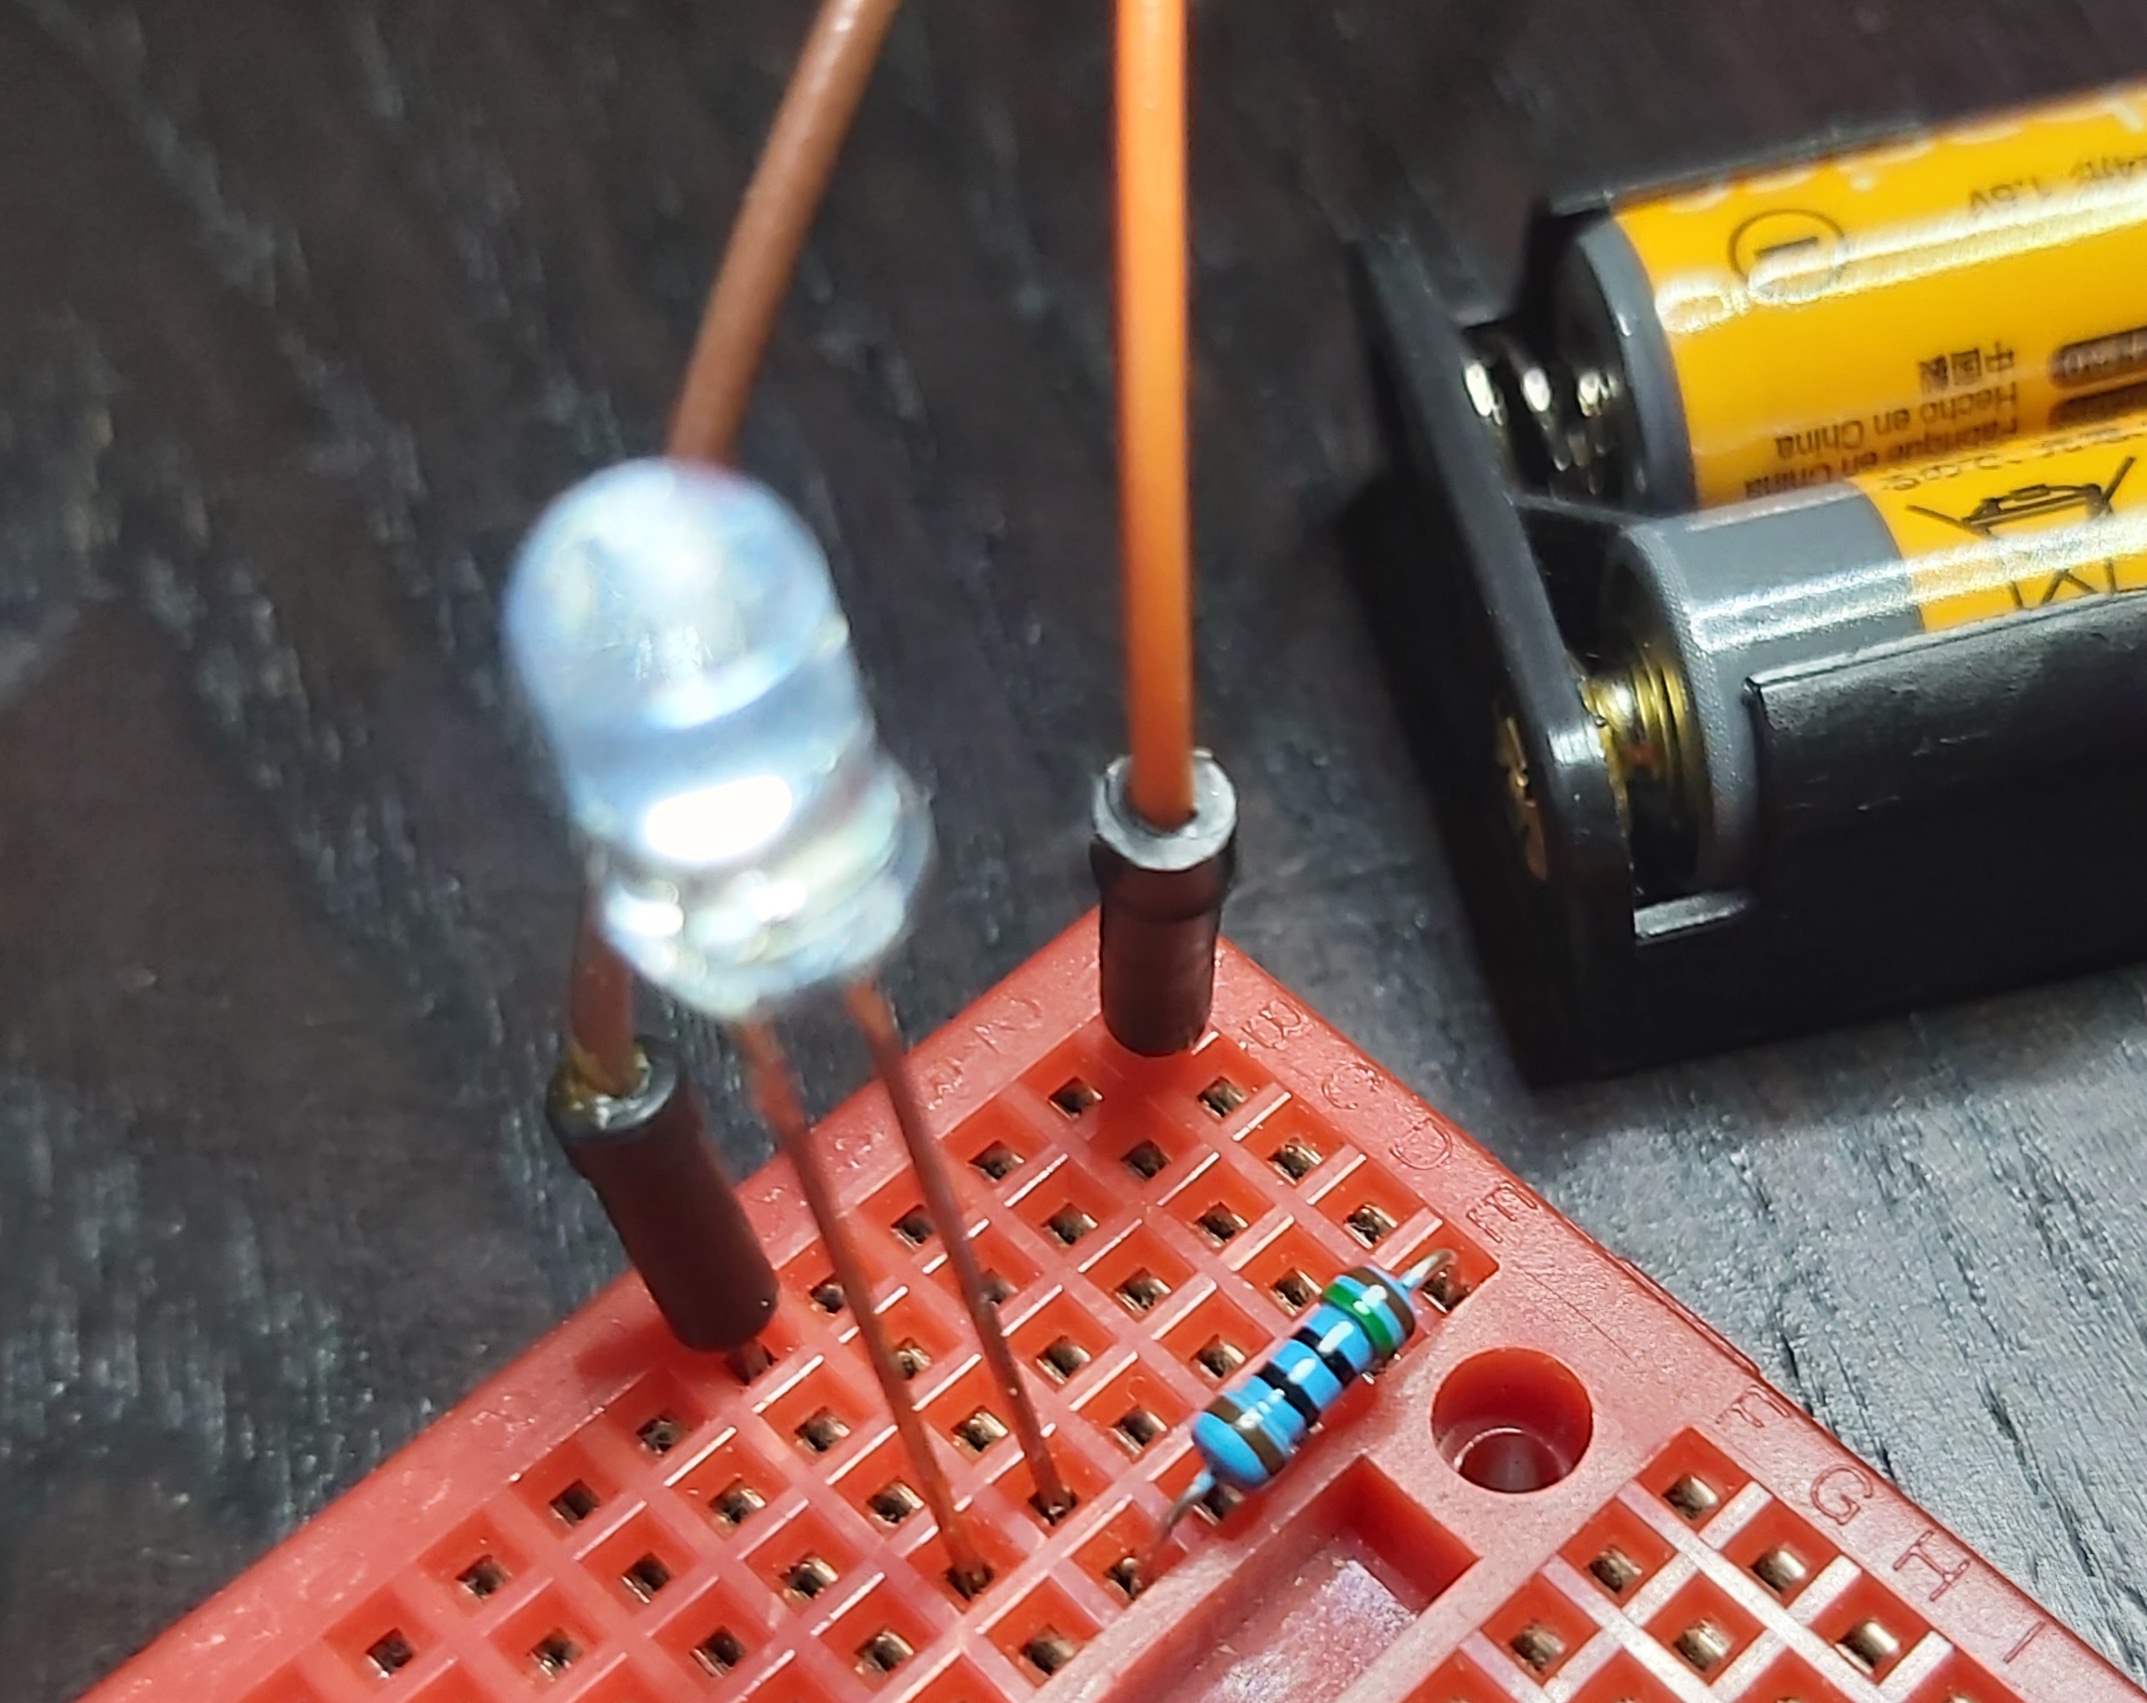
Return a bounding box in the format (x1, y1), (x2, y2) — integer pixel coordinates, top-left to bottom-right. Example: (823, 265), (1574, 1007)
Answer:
(1146, 1250), (1450, 1574)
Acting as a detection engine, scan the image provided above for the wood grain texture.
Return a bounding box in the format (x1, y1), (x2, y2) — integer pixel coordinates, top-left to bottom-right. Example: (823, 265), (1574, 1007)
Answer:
(0, 2), (2143, 1697)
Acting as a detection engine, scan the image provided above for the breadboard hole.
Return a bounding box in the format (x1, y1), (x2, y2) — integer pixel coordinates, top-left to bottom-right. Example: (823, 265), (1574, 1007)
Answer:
(1486, 1577), (1594, 1681)
(711, 1478), (767, 1530)
(1647, 1576), (1762, 1676)
(1742, 1651), (1836, 1703)
(488, 1596), (598, 1690)
(988, 1577), (1098, 1686)
(1050, 1077), (1101, 1117)
(823, 1582), (935, 1685)
(959, 1102), (1045, 1186)
(514, 1435), (615, 1532)
(1121, 1138), (1172, 1181)
(97, 926), (2083, 1703)
(550, 1482), (598, 1525)
(797, 1409), (850, 1454)
(585, 1513), (694, 1613)
(1816, 1574), (1931, 1681)
(1084, 1222), (1193, 1319)
(1080, 1360), (1192, 1458)
(611, 1369), (704, 1459)
(1723, 1497), (1838, 1605)
(909, 1515), (1023, 1612)
(923, 1219), (1037, 1312)
(1022, 1161), (1114, 1248)
(1170, 1162), (1270, 1252)
(1563, 1499), (1675, 1603)
(1642, 1431), (1750, 1526)
(365, 1630), (417, 1677)
(1078, 1504), (1191, 1605)
(867, 1480), (923, 1526)
(693, 1626), (748, 1677)
(762, 1362), (870, 1466)
(422, 1517), (528, 1614)
(749, 1505), (864, 1607)
(1915, 1650), (2023, 1703)
(1249, 1099), (1335, 1185)
(1197, 1076), (1249, 1119)
(908, 1660), (1002, 1703)
(1315, 1155), (1421, 1251)
(1161, 1289), (1265, 1379)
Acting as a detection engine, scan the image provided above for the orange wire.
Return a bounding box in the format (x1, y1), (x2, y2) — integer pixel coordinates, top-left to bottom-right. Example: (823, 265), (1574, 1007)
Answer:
(1116, 0), (1196, 830)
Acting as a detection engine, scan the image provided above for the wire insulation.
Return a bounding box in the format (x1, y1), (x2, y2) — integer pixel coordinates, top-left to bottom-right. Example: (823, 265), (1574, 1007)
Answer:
(669, 0), (908, 464)
(1115, 0), (1196, 829)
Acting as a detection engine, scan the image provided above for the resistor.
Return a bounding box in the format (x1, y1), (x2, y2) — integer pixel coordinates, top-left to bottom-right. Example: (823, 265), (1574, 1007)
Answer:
(1148, 1251), (1449, 1571)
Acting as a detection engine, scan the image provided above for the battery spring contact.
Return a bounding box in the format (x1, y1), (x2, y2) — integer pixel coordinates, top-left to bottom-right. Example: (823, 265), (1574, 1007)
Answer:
(1467, 328), (1618, 501)
(1137, 1249), (1452, 1589)
(1578, 642), (1703, 887)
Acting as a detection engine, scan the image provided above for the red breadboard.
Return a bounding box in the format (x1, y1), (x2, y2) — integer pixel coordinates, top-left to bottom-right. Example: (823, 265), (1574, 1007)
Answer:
(87, 917), (2141, 1703)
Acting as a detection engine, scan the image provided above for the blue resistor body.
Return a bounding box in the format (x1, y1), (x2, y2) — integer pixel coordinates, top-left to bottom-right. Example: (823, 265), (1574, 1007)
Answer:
(1191, 1263), (1423, 1491)
(1151, 1252), (1448, 1563)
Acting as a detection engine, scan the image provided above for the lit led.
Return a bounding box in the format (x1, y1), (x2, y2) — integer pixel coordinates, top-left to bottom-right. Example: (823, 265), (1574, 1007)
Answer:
(503, 459), (932, 1019)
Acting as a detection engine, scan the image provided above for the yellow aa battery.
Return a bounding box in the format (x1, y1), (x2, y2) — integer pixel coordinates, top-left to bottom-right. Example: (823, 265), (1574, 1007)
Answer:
(1863, 420), (2147, 628)
(1576, 83), (2147, 509)
(1602, 413), (2147, 886)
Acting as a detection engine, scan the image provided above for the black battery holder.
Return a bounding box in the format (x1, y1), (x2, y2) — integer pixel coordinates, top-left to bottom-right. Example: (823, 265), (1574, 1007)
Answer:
(1350, 225), (2147, 1080)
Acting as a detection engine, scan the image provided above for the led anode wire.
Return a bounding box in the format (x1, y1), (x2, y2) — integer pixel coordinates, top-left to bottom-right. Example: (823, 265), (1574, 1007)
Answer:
(740, 1022), (991, 1593)
(846, 983), (1076, 1518)
(562, 0), (909, 1094)
(565, 909), (641, 1098)
(669, 0), (908, 463)
(1116, 0), (1196, 830)
(555, 0), (1061, 1529)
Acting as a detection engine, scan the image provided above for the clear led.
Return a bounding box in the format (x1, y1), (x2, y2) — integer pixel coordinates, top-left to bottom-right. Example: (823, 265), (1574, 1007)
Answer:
(503, 458), (932, 1021)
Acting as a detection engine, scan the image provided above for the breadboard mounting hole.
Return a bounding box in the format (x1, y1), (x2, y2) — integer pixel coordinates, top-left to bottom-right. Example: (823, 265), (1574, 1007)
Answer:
(1433, 1349), (1593, 1492)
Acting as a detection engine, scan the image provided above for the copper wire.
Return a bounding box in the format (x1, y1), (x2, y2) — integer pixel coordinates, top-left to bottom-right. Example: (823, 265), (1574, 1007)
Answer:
(845, 982), (1074, 1519)
(739, 1022), (991, 1593)
(564, 909), (642, 1099)
(1115, 0), (1196, 829)
(561, 0), (908, 1091)
(669, 0), (909, 465)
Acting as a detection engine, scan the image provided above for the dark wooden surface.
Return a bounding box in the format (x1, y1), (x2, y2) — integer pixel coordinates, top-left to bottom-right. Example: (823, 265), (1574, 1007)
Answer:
(3, 2), (2145, 1697)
